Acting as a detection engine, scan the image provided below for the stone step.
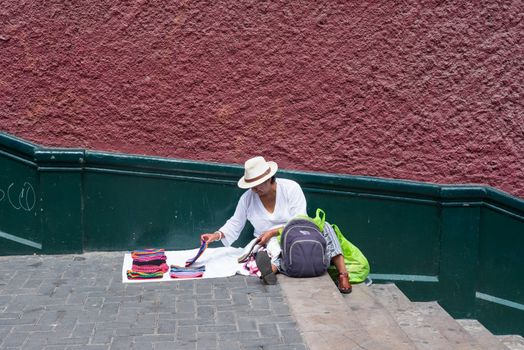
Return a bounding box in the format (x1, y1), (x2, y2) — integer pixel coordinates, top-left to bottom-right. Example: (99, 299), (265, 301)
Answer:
(342, 283), (417, 350)
(279, 274), (406, 350)
(369, 283), (482, 350)
(496, 335), (524, 350)
(457, 319), (510, 350)
(369, 283), (452, 350)
(414, 301), (483, 349)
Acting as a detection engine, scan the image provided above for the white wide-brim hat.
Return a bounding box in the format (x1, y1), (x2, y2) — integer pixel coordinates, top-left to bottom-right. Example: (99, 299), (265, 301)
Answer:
(237, 156), (278, 189)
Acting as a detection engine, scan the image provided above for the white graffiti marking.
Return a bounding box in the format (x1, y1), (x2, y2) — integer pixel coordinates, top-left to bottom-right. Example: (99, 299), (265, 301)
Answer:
(0, 182), (36, 212)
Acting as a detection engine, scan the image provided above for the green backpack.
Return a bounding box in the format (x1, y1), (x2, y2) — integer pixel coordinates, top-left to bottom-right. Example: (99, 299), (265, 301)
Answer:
(295, 208), (370, 284)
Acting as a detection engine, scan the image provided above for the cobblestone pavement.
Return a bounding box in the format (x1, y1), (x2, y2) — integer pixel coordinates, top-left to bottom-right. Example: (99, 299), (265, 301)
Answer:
(0, 252), (307, 350)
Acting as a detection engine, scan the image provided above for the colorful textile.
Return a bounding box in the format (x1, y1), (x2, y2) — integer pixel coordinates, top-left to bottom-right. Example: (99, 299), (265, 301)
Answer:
(131, 263), (169, 273)
(170, 265), (206, 279)
(243, 255), (261, 277)
(133, 259), (167, 266)
(132, 253), (167, 261)
(185, 240), (208, 267)
(127, 248), (168, 280)
(126, 270), (164, 279)
(131, 248), (165, 256)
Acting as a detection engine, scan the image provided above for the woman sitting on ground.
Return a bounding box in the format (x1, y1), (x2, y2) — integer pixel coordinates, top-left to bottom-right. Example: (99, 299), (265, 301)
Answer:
(201, 156), (352, 293)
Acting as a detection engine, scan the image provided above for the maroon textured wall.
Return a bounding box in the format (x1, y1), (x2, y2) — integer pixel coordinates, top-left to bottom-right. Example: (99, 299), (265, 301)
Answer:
(1, 1), (523, 198)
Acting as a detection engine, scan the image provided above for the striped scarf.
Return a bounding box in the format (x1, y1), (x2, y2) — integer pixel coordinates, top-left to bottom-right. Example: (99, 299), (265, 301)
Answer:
(170, 265), (206, 279)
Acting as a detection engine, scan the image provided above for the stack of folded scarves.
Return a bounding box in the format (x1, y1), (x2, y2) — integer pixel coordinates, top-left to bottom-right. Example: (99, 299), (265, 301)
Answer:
(127, 248), (169, 280)
(170, 240), (207, 279)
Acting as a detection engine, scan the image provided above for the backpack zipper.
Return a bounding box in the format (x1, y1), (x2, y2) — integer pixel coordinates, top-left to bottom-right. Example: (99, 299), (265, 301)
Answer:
(283, 224), (323, 254)
(288, 240), (326, 266)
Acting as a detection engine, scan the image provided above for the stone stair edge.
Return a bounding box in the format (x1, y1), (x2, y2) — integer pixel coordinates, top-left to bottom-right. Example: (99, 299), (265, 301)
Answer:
(457, 319), (511, 350)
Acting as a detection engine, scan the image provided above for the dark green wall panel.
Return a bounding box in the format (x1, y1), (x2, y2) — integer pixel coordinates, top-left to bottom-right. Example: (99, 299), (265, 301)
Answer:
(39, 170), (83, 254)
(438, 205), (481, 318)
(475, 299), (524, 336)
(83, 170), (251, 251)
(0, 154), (41, 254)
(478, 206), (524, 305)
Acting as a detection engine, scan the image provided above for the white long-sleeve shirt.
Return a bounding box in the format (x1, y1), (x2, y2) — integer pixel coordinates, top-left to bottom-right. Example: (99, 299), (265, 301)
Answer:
(219, 178), (307, 247)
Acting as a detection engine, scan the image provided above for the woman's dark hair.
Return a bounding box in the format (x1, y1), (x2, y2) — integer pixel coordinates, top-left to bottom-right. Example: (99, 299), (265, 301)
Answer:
(270, 176), (276, 184)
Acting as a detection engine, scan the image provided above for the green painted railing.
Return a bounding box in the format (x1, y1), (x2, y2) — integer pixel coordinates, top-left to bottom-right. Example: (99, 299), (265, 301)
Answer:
(1, 131), (523, 336)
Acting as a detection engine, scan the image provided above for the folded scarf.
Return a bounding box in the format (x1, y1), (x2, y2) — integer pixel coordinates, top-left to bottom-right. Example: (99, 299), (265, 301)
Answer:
(170, 265), (206, 279)
(131, 263), (169, 273)
(131, 248), (165, 255)
(127, 270), (164, 279)
(132, 252), (167, 261)
(185, 240), (208, 267)
(132, 258), (167, 265)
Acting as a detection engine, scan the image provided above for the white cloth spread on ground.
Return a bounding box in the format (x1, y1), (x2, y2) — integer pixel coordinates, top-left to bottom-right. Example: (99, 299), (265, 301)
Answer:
(122, 246), (251, 283)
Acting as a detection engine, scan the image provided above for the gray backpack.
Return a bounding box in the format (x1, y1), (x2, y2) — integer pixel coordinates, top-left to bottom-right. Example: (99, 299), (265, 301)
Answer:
(280, 218), (328, 277)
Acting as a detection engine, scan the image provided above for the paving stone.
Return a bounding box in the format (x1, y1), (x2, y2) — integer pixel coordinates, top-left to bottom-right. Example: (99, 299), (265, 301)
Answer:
(157, 322), (177, 334)
(197, 325), (232, 333)
(114, 327), (155, 337)
(158, 311), (194, 321)
(237, 318), (257, 332)
(212, 289), (230, 300)
(215, 311), (236, 325)
(0, 333), (28, 347)
(178, 318), (214, 327)
(259, 323), (279, 337)
(280, 328), (303, 344)
(196, 306), (214, 319)
(46, 337), (90, 346)
(239, 336), (283, 348)
(0, 318), (38, 326)
(176, 325), (197, 341)
(216, 340), (241, 350)
(90, 328), (115, 344)
(231, 293), (249, 305)
(0, 313), (19, 319)
(175, 301), (196, 313)
(216, 331), (259, 341)
(133, 335), (175, 344)
(108, 336), (133, 350)
(154, 340), (195, 350)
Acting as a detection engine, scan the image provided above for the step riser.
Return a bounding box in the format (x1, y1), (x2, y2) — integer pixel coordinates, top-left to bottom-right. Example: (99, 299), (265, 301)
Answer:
(458, 319), (510, 350)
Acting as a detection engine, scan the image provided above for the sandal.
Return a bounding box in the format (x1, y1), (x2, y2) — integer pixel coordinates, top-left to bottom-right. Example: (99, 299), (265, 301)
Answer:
(338, 272), (352, 294)
(255, 251), (277, 285)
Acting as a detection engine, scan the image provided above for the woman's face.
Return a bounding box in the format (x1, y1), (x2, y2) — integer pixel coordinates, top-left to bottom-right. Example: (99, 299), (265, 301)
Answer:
(251, 179), (272, 196)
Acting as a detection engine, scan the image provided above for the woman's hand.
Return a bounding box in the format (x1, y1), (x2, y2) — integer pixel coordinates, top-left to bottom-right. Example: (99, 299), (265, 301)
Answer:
(201, 231), (223, 243)
(257, 229), (278, 246)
